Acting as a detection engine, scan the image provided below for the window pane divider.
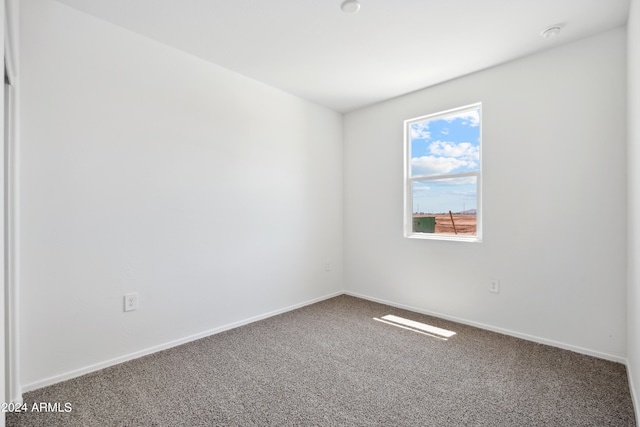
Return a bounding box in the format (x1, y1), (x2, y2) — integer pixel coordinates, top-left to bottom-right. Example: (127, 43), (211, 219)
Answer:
(409, 171), (479, 183)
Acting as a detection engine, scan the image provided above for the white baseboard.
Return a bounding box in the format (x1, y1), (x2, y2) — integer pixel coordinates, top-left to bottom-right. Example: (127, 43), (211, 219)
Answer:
(22, 291), (344, 393)
(626, 360), (640, 421)
(345, 291), (627, 364)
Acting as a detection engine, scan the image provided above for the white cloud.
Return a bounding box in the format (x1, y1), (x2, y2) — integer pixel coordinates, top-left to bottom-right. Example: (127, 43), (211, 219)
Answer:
(413, 185), (431, 192)
(410, 122), (430, 139)
(429, 141), (479, 163)
(411, 156), (474, 176)
(445, 109), (480, 127)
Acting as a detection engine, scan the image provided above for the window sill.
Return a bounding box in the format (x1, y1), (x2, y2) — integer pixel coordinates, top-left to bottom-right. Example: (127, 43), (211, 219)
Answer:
(405, 233), (482, 243)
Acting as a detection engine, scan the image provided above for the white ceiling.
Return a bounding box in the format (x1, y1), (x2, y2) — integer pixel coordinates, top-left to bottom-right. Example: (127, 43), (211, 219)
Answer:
(54, 0), (630, 113)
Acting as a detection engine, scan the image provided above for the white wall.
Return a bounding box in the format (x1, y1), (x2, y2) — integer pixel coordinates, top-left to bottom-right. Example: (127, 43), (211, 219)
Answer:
(627, 0), (640, 416)
(344, 28), (628, 360)
(19, 0), (343, 389)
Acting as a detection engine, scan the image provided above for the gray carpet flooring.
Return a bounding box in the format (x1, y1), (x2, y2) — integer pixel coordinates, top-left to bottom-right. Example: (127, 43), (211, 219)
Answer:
(6, 295), (636, 426)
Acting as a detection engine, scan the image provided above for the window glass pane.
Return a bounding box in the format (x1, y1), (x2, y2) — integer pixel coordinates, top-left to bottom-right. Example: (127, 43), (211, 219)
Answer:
(410, 108), (480, 177)
(412, 176), (477, 235)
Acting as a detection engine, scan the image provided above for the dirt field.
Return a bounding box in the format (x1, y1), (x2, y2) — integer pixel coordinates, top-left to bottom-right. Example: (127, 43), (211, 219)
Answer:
(414, 214), (476, 235)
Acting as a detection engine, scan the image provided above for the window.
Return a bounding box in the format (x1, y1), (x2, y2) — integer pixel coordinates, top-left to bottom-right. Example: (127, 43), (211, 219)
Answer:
(404, 103), (481, 242)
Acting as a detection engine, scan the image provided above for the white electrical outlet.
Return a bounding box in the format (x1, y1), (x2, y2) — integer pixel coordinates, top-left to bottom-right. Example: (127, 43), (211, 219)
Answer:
(490, 279), (500, 293)
(124, 293), (139, 312)
(325, 260), (331, 272)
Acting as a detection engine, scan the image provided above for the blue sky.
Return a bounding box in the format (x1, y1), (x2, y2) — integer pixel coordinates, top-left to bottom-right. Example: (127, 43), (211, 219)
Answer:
(409, 108), (480, 214)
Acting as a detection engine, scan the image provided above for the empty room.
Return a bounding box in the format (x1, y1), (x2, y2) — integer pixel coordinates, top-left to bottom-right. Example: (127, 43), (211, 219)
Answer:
(2, 0), (640, 425)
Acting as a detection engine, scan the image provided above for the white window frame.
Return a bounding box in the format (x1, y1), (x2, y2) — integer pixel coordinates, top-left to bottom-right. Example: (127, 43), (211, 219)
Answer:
(403, 103), (482, 242)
